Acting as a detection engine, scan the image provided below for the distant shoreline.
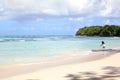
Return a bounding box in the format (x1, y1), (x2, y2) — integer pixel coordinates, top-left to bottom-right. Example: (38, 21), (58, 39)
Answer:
(76, 25), (120, 36)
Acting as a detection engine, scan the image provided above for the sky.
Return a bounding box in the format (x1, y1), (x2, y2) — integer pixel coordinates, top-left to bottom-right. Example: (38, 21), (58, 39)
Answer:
(0, 0), (120, 36)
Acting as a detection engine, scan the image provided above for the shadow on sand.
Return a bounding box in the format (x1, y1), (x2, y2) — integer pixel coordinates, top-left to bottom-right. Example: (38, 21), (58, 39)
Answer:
(65, 66), (120, 80)
(92, 49), (120, 53)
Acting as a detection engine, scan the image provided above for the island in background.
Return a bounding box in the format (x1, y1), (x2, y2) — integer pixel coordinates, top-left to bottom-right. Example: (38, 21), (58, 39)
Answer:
(76, 25), (120, 36)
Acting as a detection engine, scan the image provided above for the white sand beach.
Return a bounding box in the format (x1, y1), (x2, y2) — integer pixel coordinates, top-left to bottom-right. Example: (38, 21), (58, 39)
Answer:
(1, 48), (120, 80)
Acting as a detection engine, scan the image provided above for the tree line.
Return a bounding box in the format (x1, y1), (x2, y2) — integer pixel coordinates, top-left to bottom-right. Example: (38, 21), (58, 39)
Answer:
(76, 25), (120, 36)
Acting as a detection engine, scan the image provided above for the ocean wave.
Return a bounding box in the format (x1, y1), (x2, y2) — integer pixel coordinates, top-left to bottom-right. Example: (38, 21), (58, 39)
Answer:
(0, 37), (75, 42)
(0, 36), (120, 43)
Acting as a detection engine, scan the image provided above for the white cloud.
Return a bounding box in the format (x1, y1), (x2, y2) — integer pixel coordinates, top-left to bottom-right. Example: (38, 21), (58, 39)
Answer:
(0, 0), (120, 21)
(69, 17), (84, 21)
(105, 19), (120, 25)
(88, 19), (94, 23)
(105, 19), (111, 25)
(35, 18), (43, 22)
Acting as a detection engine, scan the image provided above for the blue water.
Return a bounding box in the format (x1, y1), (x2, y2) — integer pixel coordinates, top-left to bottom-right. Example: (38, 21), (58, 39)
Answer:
(0, 35), (120, 65)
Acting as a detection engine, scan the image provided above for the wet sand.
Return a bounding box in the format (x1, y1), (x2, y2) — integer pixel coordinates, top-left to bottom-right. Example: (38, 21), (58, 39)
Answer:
(1, 48), (120, 80)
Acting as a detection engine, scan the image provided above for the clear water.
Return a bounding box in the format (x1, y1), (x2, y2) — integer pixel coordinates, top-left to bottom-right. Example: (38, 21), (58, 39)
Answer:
(0, 35), (120, 65)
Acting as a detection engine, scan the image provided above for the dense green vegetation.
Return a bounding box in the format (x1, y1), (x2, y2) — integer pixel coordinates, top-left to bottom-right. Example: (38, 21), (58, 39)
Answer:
(76, 25), (120, 36)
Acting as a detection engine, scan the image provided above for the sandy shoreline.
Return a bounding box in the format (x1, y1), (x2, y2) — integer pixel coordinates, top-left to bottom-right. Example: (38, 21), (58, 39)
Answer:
(1, 48), (120, 80)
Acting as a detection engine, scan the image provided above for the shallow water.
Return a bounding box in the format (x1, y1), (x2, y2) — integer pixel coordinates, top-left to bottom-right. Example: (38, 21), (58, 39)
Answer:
(0, 36), (120, 65)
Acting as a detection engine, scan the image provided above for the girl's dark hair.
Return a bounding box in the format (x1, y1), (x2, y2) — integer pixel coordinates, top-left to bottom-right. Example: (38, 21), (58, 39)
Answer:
(102, 41), (104, 44)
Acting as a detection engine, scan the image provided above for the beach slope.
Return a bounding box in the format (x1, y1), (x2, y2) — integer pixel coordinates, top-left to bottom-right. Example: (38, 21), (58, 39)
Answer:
(2, 51), (120, 80)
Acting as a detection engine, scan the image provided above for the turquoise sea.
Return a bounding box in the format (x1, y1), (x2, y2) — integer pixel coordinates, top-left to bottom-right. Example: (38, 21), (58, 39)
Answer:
(0, 35), (120, 65)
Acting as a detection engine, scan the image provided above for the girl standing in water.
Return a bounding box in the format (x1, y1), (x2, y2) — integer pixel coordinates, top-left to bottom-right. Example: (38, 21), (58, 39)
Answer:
(101, 41), (106, 48)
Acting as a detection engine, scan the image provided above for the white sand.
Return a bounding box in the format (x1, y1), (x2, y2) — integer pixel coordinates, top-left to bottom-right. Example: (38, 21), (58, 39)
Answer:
(1, 48), (120, 80)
